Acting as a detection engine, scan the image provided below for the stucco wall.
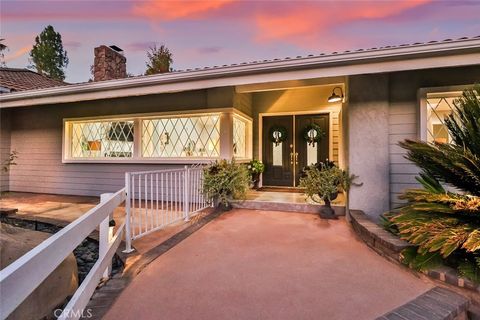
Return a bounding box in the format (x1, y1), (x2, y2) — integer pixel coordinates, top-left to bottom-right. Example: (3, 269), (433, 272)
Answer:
(348, 74), (390, 219)
(251, 85), (342, 163)
(0, 109), (11, 192)
(6, 87), (236, 196)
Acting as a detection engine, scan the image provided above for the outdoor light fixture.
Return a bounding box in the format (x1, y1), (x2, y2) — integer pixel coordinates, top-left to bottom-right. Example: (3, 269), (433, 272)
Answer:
(328, 87), (344, 103)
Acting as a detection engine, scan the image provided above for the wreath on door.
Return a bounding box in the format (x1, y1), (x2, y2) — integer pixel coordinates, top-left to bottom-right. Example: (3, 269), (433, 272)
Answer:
(302, 123), (326, 147)
(269, 125), (288, 146)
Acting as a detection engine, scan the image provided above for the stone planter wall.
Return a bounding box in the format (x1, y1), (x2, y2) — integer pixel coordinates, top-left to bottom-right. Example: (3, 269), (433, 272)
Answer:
(350, 210), (480, 308)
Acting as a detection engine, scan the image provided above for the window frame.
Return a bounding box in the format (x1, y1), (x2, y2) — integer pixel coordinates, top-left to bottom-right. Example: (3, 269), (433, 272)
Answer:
(418, 85), (471, 142)
(62, 108), (252, 164)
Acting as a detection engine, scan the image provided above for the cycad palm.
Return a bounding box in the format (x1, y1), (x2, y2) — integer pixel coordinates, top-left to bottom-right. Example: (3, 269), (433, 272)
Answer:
(390, 85), (480, 273)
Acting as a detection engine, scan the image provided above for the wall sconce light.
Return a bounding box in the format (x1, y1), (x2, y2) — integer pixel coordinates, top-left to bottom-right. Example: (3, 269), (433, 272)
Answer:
(328, 87), (344, 103)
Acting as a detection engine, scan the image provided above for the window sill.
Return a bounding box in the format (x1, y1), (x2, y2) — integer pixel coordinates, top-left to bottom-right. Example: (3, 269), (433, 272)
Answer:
(62, 158), (221, 165)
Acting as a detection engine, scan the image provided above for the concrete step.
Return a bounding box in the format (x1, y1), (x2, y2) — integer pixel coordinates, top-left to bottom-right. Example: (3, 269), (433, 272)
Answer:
(376, 287), (470, 320)
(231, 199), (345, 215)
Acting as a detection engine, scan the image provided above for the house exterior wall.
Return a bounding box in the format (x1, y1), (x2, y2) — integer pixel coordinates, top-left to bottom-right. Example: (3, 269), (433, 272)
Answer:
(388, 66), (480, 209)
(6, 87), (236, 196)
(0, 109), (11, 192)
(348, 74), (390, 220)
(251, 86), (342, 163)
(348, 65), (480, 219)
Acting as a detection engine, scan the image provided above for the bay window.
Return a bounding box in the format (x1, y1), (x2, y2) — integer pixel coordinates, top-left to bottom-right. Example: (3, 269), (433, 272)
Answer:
(63, 109), (251, 162)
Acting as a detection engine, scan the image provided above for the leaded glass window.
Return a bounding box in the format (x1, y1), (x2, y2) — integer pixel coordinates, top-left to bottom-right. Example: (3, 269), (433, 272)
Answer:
(233, 116), (247, 158)
(142, 115), (220, 158)
(70, 120), (134, 158)
(426, 96), (458, 144)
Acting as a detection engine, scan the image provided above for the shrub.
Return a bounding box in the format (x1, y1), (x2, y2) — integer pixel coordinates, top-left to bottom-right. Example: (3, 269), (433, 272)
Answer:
(387, 85), (480, 281)
(246, 159), (265, 176)
(299, 161), (358, 208)
(203, 159), (250, 207)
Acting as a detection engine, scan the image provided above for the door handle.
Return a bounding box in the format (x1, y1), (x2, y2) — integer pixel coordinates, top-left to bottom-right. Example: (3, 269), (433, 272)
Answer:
(290, 152), (294, 165)
(295, 152), (299, 165)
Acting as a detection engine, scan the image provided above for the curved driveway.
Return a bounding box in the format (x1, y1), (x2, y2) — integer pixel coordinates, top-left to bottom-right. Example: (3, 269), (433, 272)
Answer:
(105, 209), (432, 320)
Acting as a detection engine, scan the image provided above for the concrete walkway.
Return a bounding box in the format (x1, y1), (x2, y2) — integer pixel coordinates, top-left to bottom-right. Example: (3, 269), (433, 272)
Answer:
(104, 209), (432, 320)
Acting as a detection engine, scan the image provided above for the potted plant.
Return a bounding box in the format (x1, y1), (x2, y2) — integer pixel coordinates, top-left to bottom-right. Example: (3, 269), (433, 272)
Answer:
(247, 159), (265, 189)
(299, 161), (358, 218)
(203, 159), (250, 209)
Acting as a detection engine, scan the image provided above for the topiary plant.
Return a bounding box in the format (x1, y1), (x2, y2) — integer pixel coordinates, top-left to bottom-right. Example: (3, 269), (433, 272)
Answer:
(299, 161), (358, 218)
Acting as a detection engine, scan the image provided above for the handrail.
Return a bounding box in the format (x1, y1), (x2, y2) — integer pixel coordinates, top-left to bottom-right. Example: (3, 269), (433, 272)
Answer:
(58, 221), (126, 320)
(123, 165), (210, 252)
(0, 188), (126, 319)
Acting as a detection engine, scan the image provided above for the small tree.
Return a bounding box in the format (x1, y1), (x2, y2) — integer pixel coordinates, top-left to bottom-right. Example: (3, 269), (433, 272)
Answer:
(29, 25), (69, 80)
(0, 38), (7, 67)
(145, 44), (173, 75)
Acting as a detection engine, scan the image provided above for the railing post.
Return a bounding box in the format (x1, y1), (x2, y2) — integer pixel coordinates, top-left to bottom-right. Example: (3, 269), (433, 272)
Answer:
(123, 172), (134, 253)
(184, 166), (190, 222)
(99, 193), (114, 279)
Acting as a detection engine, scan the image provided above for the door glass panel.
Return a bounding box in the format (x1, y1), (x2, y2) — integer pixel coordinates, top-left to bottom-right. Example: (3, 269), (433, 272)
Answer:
(272, 142), (283, 166)
(307, 143), (317, 165)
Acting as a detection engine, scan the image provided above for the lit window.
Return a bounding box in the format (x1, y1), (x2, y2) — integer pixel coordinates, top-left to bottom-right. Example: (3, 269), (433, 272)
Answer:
(65, 111), (252, 162)
(426, 96), (458, 144)
(233, 116), (247, 158)
(142, 115), (220, 158)
(70, 120), (134, 158)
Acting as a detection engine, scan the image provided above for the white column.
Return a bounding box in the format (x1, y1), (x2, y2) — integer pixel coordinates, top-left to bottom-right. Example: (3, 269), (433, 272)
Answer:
(219, 112), (233, 159)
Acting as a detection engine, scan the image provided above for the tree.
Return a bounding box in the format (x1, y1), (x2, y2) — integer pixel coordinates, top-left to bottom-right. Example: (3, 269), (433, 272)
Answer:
(145, 44), (173, 75)
(388, 85), (480, 279)
(0, 38), (7, 67)
(29, 25), (69, 80)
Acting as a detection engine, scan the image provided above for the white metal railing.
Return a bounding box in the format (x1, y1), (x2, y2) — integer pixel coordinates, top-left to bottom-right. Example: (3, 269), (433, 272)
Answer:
(124, 165), (209, 252)
(0, 189), (126, 320)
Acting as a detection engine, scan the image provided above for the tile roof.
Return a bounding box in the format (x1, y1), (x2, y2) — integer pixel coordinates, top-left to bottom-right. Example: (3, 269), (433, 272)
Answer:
(168, 35), (480, 74)
(0, 68), (68, 92)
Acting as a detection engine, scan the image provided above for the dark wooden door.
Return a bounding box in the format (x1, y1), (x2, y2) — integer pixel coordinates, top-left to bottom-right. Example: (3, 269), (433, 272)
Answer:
(294, 114), (329, 185)
(262, 116), (294, 186)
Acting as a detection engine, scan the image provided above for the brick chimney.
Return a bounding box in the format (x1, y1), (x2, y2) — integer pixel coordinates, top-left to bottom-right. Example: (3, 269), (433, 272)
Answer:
(93, 45), (126, 81)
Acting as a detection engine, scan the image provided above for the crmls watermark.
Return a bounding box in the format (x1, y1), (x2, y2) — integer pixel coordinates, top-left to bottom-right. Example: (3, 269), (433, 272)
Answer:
(54, 308), (93, 318)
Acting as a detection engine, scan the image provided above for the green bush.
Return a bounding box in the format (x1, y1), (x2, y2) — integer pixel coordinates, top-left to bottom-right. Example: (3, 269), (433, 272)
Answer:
(299, 161), (358, 208)
(203, 159), (250, 207)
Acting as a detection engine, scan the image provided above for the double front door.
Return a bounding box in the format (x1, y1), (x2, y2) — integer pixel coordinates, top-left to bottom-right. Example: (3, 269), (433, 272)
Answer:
(262, 114), (329, 187)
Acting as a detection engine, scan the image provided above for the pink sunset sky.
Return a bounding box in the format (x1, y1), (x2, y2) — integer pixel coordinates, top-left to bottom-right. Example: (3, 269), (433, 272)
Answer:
(1, 0), (479, 83)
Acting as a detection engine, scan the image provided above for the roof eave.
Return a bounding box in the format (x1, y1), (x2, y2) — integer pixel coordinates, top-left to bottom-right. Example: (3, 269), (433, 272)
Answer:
(1, 38), (480, 108)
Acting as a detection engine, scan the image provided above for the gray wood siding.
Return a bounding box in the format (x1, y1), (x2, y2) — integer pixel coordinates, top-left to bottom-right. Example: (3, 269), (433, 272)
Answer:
(0, 109), (11, 192)
(388, 100), (420, 208)
(388, 66), (480, 209)
(7, 88), (235, 197)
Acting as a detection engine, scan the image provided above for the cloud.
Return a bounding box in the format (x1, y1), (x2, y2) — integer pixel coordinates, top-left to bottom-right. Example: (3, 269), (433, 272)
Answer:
(254, 1), (432, 48)
(197, 46), (223, 54)
(2, 1), (134, 21)
(126, 41), (157, 52)
(132, 0), (234, 20)
(5, 46), (31, 63)
(64, 40), (82, 50)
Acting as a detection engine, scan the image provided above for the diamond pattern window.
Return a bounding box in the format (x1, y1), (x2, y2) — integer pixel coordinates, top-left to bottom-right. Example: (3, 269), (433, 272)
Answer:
(70, 120), (134, 158)
(233, 116), (247, 158)
(426, 96), (458, 144)
(142, 115), (220, 158)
